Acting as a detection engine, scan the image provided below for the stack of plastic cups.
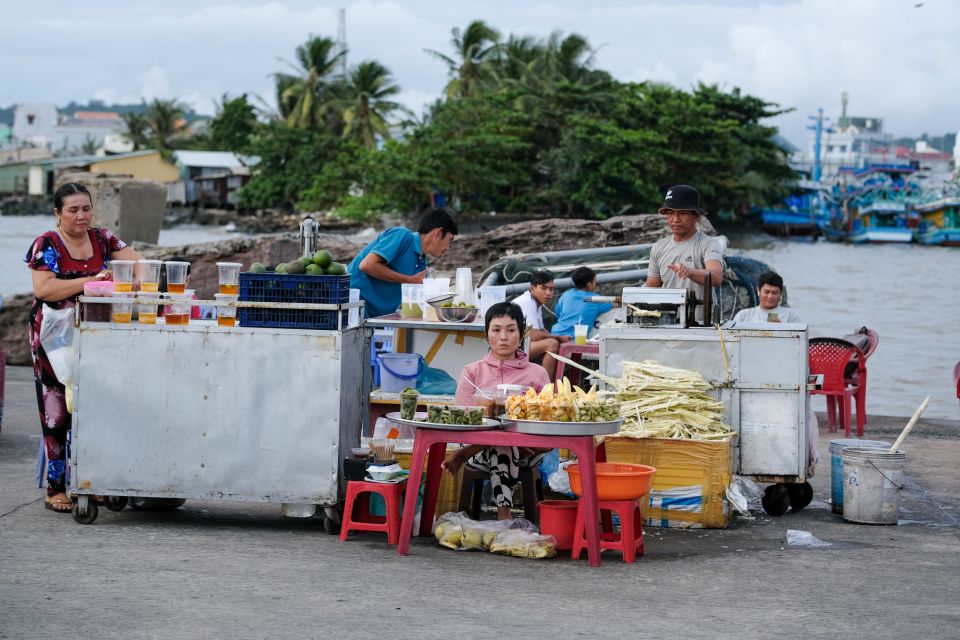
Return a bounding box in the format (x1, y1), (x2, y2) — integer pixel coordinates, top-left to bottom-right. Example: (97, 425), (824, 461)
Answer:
(215, 293), (238, 327)
(110, 260), (135, 292)
(167, 289), (194, 325)
(216, 262), (242, 295)
(137, 260), (163, 292)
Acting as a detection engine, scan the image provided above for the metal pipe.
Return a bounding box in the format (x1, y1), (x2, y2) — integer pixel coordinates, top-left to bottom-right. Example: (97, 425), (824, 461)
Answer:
(508, 243), (654, 261)
(502, 268), (649, 297)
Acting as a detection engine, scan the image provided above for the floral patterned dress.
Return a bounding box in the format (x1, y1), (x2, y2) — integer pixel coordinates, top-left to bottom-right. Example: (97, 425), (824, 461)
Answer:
(25, 228), (127, 496)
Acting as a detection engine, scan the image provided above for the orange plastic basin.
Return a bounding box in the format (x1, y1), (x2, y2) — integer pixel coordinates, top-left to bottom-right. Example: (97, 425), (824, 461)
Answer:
(567, 462), (657, 500)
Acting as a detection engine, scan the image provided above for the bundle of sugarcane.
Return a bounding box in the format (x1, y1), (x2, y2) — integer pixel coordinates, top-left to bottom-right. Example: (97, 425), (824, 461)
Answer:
(550, 353), (735, 440)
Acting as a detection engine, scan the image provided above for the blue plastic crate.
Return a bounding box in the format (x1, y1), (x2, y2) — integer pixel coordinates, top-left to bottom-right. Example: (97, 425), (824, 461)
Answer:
(238, 272), (350, 330)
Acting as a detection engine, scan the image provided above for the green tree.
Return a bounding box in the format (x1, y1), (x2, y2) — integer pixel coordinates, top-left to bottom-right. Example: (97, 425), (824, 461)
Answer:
(210, 93), (258, 151)
(144, 98), (187, 151)
(122, 111), (150, 150)
(425, 20), (500, 98)
(274, 35), (345, 129)
(339, 61), (408, 149)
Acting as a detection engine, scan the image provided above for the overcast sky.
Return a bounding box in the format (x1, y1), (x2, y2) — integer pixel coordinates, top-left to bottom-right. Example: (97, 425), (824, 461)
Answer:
(3, 0), (957, 146)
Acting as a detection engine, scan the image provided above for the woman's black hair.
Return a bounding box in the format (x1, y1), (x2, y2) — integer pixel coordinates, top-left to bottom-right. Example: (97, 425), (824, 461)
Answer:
(484, 301), (526, 337)
(54, 182), (92, 210)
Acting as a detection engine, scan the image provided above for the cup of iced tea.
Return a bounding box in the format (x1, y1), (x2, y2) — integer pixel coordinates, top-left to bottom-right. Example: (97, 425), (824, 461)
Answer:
(110, 291), (134, 323)
(110, 260), (135, 292)
(137, 259), (162, 292)
(164, 261), (190, 294)
(166, 291), (193, 325)
(82, 280), (114, 322)
(215, 293), (238, 327)
(216, 262), (242, 295)
(137, 291), (160, 324)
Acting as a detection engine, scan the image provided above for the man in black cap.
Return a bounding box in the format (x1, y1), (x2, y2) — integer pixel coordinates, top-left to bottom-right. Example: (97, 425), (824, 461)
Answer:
(645, 185), (725, 321)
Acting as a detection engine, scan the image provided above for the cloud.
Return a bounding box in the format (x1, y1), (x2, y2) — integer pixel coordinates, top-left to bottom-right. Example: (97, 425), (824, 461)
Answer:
(2, 0), (958, 145)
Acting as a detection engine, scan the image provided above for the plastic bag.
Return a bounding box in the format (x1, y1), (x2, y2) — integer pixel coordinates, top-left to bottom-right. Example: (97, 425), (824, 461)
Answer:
(434, 512), (536, 551)
(725, 475), (763, 516)
(416, 365), (457, 395)
(434, 511), (465, 549)
(548, 459), (576, 494)
(489, 529), (557, 559)
(39, 305), (76, 387)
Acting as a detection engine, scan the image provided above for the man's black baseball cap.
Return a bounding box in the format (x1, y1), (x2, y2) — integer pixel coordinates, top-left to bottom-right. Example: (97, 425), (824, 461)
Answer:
(658, 185), (707, 215)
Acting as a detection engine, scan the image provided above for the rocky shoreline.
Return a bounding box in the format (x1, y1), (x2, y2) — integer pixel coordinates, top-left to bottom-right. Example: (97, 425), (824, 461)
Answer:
(0, 214), (676, 365)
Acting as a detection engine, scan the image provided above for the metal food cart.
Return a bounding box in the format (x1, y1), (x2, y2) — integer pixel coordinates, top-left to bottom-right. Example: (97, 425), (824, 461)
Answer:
(598, 322), (814, 516)
(69, 297), (369, 528)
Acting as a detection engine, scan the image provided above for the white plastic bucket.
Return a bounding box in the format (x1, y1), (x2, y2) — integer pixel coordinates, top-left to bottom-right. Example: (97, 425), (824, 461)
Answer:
(377, 353), (423, 393)
(829, 439), (888, 514)
(841, 446), (906, 524)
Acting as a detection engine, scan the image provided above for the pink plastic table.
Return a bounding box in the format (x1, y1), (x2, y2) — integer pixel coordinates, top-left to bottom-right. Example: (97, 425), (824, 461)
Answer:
(555, 342), (600, 386)
(397, 428), (606, 566)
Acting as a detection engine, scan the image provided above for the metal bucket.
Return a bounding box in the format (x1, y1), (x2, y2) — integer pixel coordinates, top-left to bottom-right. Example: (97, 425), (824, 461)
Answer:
(841, 447), (906, 525)
(829, 439), (888, 513)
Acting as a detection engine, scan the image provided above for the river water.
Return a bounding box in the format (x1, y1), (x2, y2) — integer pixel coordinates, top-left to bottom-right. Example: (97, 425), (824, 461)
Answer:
(2, 215), (958, 419)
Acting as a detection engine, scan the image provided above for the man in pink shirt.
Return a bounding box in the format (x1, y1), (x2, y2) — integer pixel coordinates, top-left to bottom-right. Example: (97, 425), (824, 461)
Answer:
(445, 302), (550, 519)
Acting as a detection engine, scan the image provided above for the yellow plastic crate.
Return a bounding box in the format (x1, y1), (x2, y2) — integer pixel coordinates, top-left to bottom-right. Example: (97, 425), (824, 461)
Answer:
(604, 436), (735, 528)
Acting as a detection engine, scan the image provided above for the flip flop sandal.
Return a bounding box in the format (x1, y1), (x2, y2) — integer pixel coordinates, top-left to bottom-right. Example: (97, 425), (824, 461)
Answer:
(44, 497), (74, 513)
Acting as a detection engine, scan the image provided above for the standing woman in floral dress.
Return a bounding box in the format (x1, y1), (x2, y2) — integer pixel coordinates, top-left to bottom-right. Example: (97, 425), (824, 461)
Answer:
(24, 182), (142, 512)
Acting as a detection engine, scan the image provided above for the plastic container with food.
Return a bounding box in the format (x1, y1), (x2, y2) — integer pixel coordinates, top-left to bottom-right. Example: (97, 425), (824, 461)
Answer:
(82, 280), (115, 322)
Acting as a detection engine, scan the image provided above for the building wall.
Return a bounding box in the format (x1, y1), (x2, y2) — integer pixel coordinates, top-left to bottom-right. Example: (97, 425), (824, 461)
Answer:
(88, 152), (180, 183)
(0, 163), (30, 194)
(12, 103), (57, 147)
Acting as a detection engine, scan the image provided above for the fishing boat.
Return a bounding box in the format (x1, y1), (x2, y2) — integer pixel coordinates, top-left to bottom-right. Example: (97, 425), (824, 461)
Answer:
(915, 197), (960, 246)
(847, 200), (917, 244)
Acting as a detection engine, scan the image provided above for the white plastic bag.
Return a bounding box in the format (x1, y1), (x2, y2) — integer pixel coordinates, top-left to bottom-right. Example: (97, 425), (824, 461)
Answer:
(726, 475), (763, 516)
(39, 305), (77, 387)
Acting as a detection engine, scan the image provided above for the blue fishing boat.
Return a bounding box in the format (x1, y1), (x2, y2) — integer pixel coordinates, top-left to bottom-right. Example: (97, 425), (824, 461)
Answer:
(915, 197), (960, 246)
(847, 201), (917, 244)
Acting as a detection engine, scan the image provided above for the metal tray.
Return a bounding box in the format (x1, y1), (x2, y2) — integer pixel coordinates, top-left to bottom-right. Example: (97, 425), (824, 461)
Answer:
(386, 412), (500, 431)
(499, 417), (622, 436)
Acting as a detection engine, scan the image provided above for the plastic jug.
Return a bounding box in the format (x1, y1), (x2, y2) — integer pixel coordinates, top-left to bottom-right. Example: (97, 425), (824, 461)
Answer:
(401, 283), (423, 318)
(477, 285), (507, 320)
(454, 267), (474, 306)
(420, 277), (451, 321)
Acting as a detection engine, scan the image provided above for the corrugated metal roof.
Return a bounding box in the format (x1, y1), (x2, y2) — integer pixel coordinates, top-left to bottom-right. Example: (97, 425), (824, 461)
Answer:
(172, 150), (244, 168)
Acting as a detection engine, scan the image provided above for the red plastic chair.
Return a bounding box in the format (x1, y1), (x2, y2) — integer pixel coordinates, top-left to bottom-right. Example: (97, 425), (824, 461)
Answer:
(809, 338), (866, 437)
(842, 328), (878, 431)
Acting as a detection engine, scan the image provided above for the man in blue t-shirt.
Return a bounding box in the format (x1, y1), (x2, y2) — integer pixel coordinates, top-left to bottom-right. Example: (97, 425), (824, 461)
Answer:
(552, 266), (613, 338)
(348, 208), (458, 318)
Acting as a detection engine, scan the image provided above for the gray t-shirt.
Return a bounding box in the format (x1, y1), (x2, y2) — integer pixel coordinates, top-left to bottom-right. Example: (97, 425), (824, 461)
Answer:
(648, 230), (726, 320)
(731, 305), (802, 325)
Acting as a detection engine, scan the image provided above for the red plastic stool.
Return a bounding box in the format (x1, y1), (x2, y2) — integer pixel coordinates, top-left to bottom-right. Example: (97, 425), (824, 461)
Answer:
(570, 498), (645, 563)
(340, 479), (407, 545)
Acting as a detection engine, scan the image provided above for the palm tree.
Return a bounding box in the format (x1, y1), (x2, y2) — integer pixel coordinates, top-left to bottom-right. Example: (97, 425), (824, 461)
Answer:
(544, 32), (596, 84)
(493, 34), (545, 87)
(425, 20), (500, 98)
(144, 98), (187, 150)
(339, 60), (408, 149)
(274, 35), (345, 129)
(122, 111), (150, 150)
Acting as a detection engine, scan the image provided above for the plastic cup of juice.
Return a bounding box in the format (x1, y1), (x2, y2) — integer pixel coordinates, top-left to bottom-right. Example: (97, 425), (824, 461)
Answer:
(82, 280), (114, 322)
(110, 291), (134, 323)
(164, 261), (190, 294)
(574, 324), (588, 345)
(137, 291), (160, 324)
(215, 293), (238, 327)
(216, 262), (242, 295)
(137, 259), (162, 292)
(166, 291), (193, 325)
(110, 260), (135, 292)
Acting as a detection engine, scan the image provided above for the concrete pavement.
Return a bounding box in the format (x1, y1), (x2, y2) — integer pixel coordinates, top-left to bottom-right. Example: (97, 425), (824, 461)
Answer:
(1, 364), (958, 640)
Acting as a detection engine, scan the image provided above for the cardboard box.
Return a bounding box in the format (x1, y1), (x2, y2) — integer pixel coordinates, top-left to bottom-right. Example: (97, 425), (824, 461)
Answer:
(604, 436), (735, 528)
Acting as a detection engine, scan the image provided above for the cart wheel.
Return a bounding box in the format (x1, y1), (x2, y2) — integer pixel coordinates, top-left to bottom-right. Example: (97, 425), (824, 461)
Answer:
(73, 501), (99, 524)
(787, 482), (814, 511)
(761, 484), (791, 517)
(322, 513), (340, 535)
(104, 496), (128, 512)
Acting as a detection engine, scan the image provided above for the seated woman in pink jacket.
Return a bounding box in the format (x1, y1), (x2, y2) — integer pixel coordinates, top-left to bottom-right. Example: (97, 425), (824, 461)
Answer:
(442, 302), (551, 520)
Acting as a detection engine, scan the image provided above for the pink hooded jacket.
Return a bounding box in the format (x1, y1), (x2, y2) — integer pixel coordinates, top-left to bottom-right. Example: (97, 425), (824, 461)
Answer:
(455, 350), (550, 405)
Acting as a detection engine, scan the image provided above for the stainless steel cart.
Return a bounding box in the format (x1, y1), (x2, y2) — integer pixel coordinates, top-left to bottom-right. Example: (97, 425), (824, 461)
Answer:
(69, 305), (368, 527)
(598, 323), (814, 516)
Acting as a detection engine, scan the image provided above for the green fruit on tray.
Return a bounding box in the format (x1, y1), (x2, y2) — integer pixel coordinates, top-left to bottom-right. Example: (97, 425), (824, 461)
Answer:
(305, 264), (323, 276)
(274, 263), (288, 274)
(298, 256), (312, 269)
(250, 262), (266, 274)
(326, 262), (346, 276)
(286, 260), (306, 275)
(312, 249), (333, 268)
(441, 302), (453, 308)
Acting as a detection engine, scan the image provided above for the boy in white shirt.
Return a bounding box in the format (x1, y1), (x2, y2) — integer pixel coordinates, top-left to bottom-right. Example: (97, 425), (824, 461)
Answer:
(511, 270), (570, 379)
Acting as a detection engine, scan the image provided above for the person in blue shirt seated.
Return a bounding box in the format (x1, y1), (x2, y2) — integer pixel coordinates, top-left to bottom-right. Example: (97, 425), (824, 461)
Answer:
(551, 266), (613, 339)
(348, 208), (458, 318)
